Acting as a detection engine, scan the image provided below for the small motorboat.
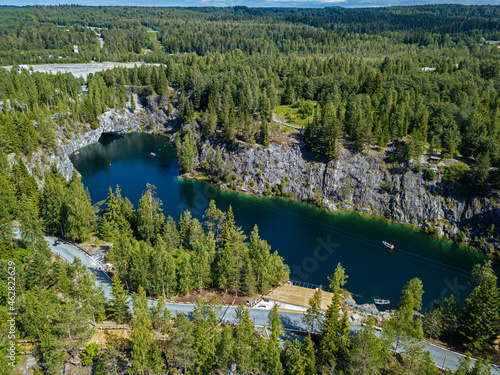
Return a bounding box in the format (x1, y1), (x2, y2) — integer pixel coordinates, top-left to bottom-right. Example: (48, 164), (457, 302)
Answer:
(149, 152), (156, 157)
(74, 151), (80, 156)
(382, 241), (394, 251)
(374, 299), (390, 305)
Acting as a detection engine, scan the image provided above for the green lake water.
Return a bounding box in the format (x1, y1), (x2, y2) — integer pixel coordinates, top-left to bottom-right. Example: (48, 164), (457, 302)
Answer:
(70, 133), (492, 311)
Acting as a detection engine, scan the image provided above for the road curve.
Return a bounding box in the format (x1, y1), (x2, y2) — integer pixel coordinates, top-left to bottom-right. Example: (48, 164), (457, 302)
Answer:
(40, 233), (499, 374)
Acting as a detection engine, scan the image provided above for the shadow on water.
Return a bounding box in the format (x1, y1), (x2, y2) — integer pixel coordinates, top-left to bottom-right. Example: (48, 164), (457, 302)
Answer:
(71, 133), (495, 311)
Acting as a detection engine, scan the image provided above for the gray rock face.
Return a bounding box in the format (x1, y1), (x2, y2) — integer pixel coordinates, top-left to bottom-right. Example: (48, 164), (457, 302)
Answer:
(196, 141), (500, 253)
(20, 93), (175, 187)
(24, 108), (149, 186)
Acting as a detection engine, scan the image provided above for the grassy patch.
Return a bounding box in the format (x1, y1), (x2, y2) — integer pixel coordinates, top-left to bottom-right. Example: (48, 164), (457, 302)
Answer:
(273, 100), (317, 127)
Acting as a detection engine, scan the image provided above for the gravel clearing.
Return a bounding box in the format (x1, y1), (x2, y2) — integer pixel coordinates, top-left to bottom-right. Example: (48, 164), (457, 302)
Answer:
(2, 61), (159, 80)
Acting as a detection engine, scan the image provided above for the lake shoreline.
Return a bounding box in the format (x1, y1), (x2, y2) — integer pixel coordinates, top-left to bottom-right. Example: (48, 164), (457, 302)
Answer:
(180, 170), (482, 257)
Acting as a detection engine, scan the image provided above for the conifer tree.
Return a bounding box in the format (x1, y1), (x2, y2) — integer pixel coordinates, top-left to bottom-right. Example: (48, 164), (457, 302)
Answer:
(384, 278), (424, 353)
(302, 286), (323, 334)
(110, 274), (129, 324)
(349, 317), (388, 375)
(319, 264), (351, 373)
(215, 206), (238, 292)
(192, 235), (214, 293)
(459, 261), (500, 352)
(66, 173), (96, 242)
(41, 168), (68, 236)
(177, 128), (197, 174)
(130, 287), (155, 375)
(130, 92), (136, 112)
(234, 306), (256, 373)
(0, 168), (15, 239)
(287, 341), (306, 375)
(137, 183), (164, 244)
(302, 335), (316, 375)
(249, 225), (272, 293)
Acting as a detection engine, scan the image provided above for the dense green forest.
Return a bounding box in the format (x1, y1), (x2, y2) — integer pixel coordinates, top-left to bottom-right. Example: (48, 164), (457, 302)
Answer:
(1, 5), (500, 188)
(1, 4), (500, 373)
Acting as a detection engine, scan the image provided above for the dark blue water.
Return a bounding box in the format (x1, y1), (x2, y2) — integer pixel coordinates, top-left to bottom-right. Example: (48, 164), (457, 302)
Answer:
(71, 133), (492, 311)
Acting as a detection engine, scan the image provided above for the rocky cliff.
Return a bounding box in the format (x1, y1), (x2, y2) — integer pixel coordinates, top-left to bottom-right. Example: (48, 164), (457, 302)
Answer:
(195, 141), (500, 254)
(23, 93), (174, 186)
(23, 108), (148, 185)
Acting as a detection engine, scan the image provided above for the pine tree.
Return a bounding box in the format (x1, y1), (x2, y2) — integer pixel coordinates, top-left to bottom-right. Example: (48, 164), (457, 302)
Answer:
(268, 304), (284, 342)
(349, 317), (388, 375)
(177, 129), (197, 174)
(163, 215), (180, 250)
(164, 250), (177, 297)
(41, 168), (68, 236)
(384, 278), (424, 353)
(249, 225), (272, 293)
(110, 274), (129, 324)
(137, 184), (165, 244)
(19, 195), (45, 253)
(302, 335), (316, 375)
(259, 120), (270, 148)
(66, 173), (96, 242)
(170, 313), (196, 374)
(234, 306), (256, 373)
(459, 261), (500, 352)
(101, 186), (134, 239)
(287, 341), (306, 375)
(216, 325), (234, 372)
(214, 206), (238, 292)
(0, 169), (16, 239)
(130, 92), (136, 112)
(470, 152), (491, 192)
(319, 264), (351, 373)
(192, 235), (214, 293)
(177, 253), (193, 295)
(266, 339), (284, 375)
(283, 77), (294, 105)
(193, 314), (218, 375)
(130, 287), (155, 375)
(203, 200), (225, 241)
(302, 286), (323, 334)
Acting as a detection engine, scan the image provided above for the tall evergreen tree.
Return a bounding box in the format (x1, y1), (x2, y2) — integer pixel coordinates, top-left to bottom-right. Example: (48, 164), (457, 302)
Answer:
(459, 261), (500, 352)
(137, 184), (164, 244)
(302, 286), (323, 334)
(302, 335), (316, 375)
(130, 287), (155, 375)
(66, 173), (96, 242)
(110, 274), (129, 324)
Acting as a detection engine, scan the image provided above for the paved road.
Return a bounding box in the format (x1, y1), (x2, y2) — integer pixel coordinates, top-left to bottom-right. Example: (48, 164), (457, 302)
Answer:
(18, 231), (498, 374)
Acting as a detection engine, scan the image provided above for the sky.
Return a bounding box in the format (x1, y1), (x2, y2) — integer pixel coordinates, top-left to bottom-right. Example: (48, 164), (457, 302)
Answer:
(0, 0), (499, 7)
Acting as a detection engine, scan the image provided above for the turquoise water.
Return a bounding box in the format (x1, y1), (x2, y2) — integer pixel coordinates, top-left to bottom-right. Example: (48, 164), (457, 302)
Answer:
(70, 133), (492, 311)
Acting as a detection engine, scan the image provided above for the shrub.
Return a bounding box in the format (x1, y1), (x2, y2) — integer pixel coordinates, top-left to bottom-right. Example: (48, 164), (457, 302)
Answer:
(423, 168), (436, 181)
(81, 342), (100, 366)
(442, 164), (469, 184)
(455, 231), (466, 242)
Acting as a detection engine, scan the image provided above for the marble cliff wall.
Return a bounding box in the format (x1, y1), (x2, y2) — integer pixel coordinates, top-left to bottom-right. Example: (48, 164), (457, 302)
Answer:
(195, 141), (500, 253)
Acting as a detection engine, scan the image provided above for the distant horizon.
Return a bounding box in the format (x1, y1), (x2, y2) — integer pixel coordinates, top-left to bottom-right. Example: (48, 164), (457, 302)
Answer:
(1, 0), (499, 9)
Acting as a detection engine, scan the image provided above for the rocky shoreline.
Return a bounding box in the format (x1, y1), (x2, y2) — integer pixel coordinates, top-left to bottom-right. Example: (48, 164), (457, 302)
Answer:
(21, 93), (174, 187)
(194, 140), (500, 254)
(15, 92), (499, 254)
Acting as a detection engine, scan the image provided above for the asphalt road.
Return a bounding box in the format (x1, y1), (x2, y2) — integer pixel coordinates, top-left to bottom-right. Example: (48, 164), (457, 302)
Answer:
(27, 232), (500, 373)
